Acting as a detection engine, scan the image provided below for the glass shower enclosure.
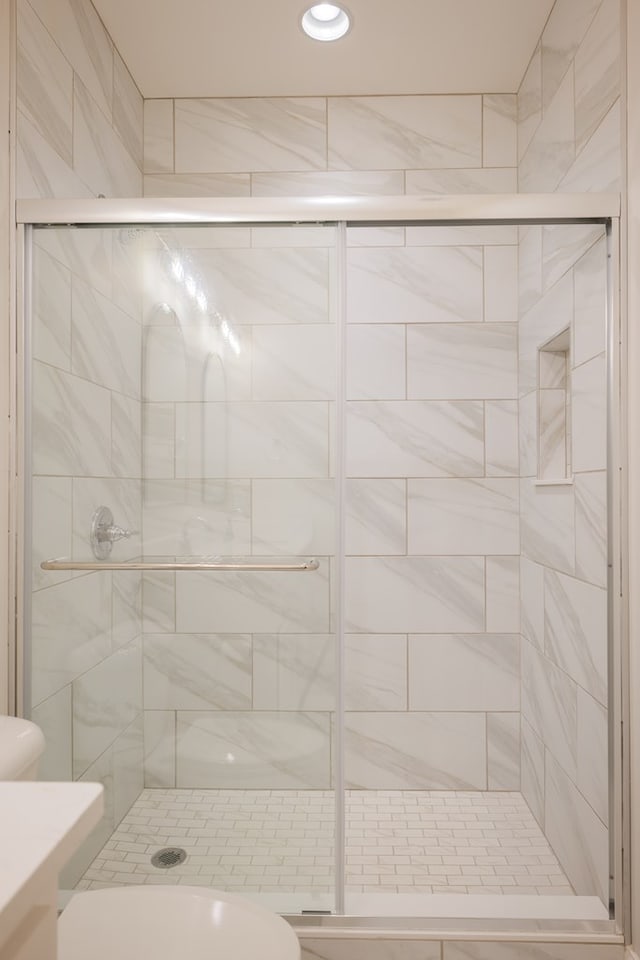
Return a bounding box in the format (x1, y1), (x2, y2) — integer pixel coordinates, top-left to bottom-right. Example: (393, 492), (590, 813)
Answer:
(16, 194), (624, 934)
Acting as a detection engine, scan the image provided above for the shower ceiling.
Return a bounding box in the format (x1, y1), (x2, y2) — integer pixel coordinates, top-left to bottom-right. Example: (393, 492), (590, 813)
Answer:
(92, 0), (555, 98)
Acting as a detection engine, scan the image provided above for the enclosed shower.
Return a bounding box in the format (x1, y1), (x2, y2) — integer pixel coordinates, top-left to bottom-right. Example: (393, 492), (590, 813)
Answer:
(19, 195), (621, 930)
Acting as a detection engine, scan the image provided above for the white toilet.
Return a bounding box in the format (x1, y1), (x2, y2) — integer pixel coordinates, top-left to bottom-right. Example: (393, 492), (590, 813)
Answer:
(58, 884), (301, 960)
(0, 715), (300, 960)
(0, 715), (46, 780)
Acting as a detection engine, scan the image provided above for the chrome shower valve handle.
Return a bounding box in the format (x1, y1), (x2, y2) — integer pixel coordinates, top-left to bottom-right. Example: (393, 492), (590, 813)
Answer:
(90, 506), (138, 560)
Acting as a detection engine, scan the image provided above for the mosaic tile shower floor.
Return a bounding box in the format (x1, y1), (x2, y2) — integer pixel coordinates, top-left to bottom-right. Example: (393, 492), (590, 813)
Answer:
(77, 789), (574, 896)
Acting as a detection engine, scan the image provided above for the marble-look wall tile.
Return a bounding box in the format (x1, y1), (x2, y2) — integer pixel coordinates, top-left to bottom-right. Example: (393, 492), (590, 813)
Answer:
(520, 557), (545, 650)
(144, 710), (176, 788)
(175, 401), (329, 480)
(142, 324), (250, 404)
(32, 573), (111, 705)
(575, 471), (607, 588)
(251, 479), (334, 556)
(346, 226), (405, 248)
(31, 685), (72, 781)
(32, 476), (73, 590)
(405, 167), (517, 194)
(484, 246), (518, 324)
(345, 712), (486, 790)
(521, 716), (545, 826)
(487, 713), (520, 790)
(408, 478), (519, 556)
(408, 634), (520, 711)
(32, 362), (112, 476)
(444, 942), (622, 960)
(17, 110), (92, 199)
(485, 400), (519, 477)
(545, 569), (607, 704)
(174, 247), (330, 326)
(113, 51), (143, 170)
(252, 170), (405, 197)
(72, 637), (142, 778)
(328, 96), (481, 170)
(112, 570), (141, 652)
(346, 401), (484, 479)
(252, 325), (336, 401)
(112, 211), (144, 319)
(346, 479), (405, 556)
(406, 225), (517, 247)
(253, 634), (334, 711)
(27, 0), (113, 118)
(483, 95), (517, 167)
(520, 479), (576, 576)
(542, 223), (604, 293)
(538, 388), (567, 480)
(522, 640), (577, 780)
(18, 0), (73, 165)
(143, 479), (251, 556)
(346, 325), (406, 400)
(577, 687), (609, 826)
(519, 68), (575, 192)
(34, 225), (112, 299)
(541, 0), (602, 110)
(574, 0), (620, 155)
(519, 392), (537, 479)
(407, 323), (517, 400)
(144, 633), (252, 710)
(143, 99), (173, 174)
(301, 940), (441, 960)
(113, 714), (144, 825)
(71, 275), (141, 397)
(142, 403), (175, 479)
(347, 246), (482, 325)
(545, 751), (609, 901)
(176, 563), (330, 634)
(175, 98), (326, 173)
(574, 236), (607, 367)
(112, 394), (141, 478)
(344, 635), (407, 711)
(518, 224), (542, 316)
(176, 711), (331, 788)
(559, 99), (621, 193)
(486, 556), (520, 632)
(73, 77), (142, 198)
(144, 172), (250, 197)
(572, 353), (607, 473)
(345, 557), (484, 634)
(517, 45), (542, 162)
(142, 572), (175, 633)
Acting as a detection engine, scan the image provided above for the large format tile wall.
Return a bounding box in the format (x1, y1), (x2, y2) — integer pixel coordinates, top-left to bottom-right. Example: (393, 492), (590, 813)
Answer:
(516, 0), (621, 903)
(16, 0), (145, 885)
(142, 94), (521, 792)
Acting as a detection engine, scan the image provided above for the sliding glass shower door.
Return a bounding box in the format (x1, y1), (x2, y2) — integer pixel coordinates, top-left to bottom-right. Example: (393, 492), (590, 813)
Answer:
(21, 201), (620, 928)
(27, 221), (339, 912)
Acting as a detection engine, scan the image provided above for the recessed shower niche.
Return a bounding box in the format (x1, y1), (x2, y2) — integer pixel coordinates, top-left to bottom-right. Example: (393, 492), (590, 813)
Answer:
(537, 328), (572, 483)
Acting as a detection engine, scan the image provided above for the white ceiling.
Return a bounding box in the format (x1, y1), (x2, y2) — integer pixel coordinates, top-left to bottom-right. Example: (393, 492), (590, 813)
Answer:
(93, 0), (556, 100)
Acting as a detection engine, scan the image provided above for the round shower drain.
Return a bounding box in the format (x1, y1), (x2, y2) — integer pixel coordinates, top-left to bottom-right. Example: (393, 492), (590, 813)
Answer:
(151, 847), (187, 869)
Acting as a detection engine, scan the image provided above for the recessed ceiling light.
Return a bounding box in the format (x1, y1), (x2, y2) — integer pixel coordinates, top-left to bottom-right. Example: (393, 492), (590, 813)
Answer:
(301, 3), (351, 42)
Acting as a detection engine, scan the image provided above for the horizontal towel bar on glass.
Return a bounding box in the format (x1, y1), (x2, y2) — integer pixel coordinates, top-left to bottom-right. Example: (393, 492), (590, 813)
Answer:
(40, 557), (320, 572)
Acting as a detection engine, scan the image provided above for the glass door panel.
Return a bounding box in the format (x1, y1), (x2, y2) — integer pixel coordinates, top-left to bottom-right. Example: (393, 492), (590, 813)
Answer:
(27, 221), (338, 913)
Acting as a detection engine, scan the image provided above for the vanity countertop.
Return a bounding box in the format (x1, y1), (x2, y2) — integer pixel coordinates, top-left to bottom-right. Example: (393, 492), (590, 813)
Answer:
(0, 781), (103, 957)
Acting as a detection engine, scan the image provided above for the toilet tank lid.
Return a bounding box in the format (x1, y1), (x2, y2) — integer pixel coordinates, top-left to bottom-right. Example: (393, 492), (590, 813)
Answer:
(0, 717), (46, 779)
